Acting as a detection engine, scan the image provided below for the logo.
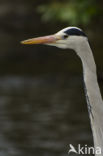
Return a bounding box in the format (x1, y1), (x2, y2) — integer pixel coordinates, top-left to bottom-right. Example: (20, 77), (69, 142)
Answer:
(68, 144), (101, 155)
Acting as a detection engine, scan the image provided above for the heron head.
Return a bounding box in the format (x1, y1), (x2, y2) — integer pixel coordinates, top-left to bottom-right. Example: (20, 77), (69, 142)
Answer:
(21, 27), (88, 51)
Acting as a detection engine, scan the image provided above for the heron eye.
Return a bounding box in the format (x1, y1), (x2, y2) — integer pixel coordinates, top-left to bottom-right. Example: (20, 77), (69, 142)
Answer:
(63, 34), (68, 39)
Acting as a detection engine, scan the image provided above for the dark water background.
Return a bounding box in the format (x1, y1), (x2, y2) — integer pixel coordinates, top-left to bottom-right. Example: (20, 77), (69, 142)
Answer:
(0, 74), (93, 156)
(0, 0), (103, 156)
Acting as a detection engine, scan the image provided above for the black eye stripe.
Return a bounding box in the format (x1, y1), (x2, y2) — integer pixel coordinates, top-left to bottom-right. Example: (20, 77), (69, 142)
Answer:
(64, 28), (86, 37)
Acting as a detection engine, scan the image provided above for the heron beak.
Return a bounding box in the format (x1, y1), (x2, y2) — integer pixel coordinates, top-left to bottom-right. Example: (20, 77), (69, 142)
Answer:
(21, 34), (61, 45)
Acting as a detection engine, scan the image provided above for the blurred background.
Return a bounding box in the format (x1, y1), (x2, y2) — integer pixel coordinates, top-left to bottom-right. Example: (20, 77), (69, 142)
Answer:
(0, 0), (103, 155)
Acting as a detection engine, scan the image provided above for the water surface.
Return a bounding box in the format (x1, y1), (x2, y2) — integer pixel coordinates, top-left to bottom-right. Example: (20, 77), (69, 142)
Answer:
(0, 74), (93, 156)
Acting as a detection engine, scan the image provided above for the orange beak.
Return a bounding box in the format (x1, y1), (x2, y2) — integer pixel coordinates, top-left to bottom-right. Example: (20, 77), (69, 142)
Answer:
(21, 34), (60, 45)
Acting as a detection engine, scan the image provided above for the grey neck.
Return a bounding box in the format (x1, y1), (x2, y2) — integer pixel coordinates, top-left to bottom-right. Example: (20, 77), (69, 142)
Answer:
(76, 41), (103, 156)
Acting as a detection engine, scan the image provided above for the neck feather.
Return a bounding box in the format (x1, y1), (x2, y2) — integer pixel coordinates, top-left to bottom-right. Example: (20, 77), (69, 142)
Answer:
(76, 41), (103, 155)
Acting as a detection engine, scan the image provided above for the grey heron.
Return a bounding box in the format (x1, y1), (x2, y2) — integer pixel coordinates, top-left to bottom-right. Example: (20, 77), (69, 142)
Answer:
(21, 27), (103, 155)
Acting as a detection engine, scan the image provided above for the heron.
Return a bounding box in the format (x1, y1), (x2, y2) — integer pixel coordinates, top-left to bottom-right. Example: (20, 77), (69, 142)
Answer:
(21, 27), (103, 155)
